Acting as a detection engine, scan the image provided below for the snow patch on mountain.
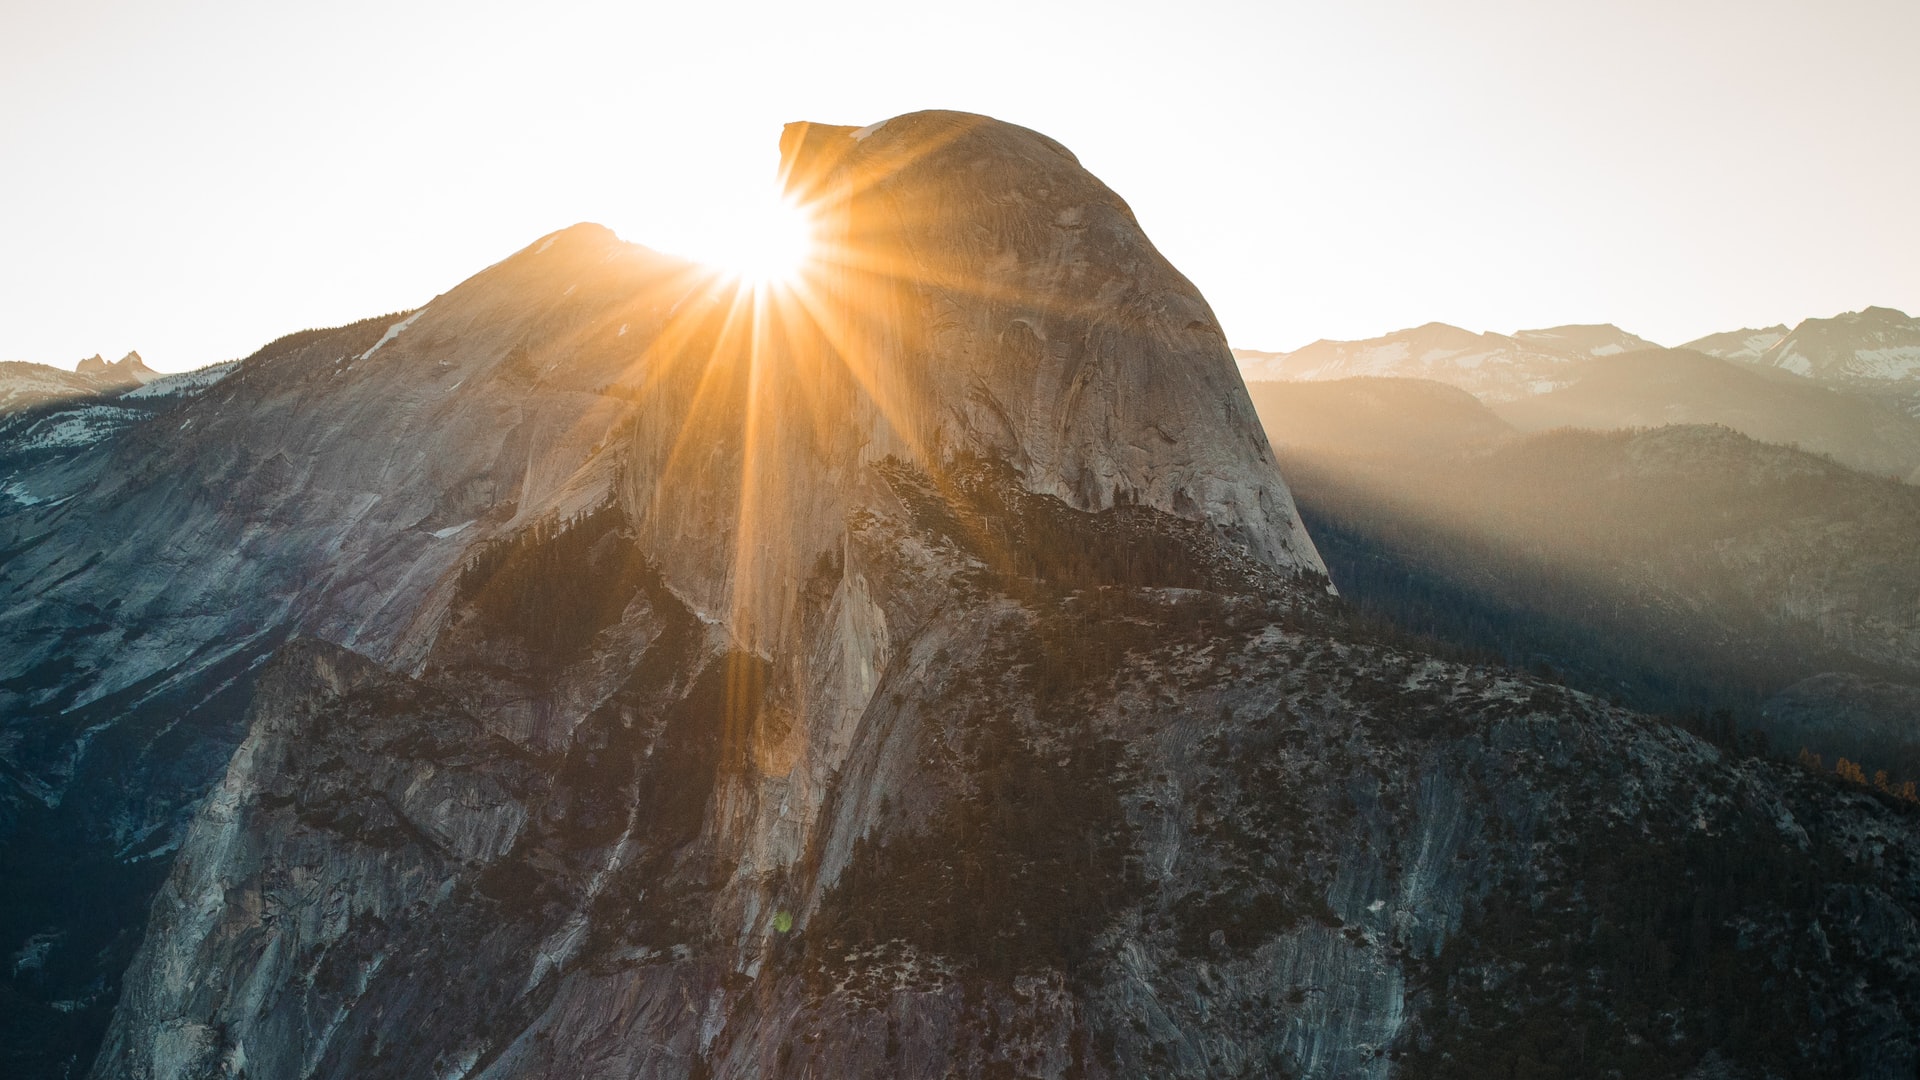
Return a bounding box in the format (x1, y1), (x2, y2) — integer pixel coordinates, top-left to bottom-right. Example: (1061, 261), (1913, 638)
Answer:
(359, 309), (425, 361)
(3, 403), (147, 452)
(1237, 322), (1654, 402)
(1851, 346), (1920, 381)
(1750, 307), (1920, 386)
(1681, 326), (1789, 362)
(122, 361), (238, 400)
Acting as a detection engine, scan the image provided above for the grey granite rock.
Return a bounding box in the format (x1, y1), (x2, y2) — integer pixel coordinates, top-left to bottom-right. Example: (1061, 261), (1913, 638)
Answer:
(10, 112), (1920, 1080)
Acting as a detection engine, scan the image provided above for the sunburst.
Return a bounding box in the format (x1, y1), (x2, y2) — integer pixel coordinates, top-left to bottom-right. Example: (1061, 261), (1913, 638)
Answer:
(685, 189), (817, 288)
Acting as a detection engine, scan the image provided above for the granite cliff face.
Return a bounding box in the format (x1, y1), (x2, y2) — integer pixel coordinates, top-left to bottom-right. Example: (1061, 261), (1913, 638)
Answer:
(6, 112), (1919, 1079)
(3, 110), (1318, 1074)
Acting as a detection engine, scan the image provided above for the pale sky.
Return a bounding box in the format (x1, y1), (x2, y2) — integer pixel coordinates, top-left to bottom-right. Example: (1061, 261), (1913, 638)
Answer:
(3, 0), (1916, 372)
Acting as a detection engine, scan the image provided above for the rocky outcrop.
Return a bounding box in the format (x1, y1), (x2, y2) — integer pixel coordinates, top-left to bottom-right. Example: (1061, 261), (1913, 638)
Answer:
(0, 351), (157, 419)
(93, 466), (1920, 1079)
(74, 352), (156, 385)
(5, 110), (1320, 1075)
(11, 111), (1920, 1079)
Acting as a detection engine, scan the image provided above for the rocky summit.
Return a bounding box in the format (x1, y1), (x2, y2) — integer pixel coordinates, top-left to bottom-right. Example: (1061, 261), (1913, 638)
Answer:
(2, 112), (1917, 1080)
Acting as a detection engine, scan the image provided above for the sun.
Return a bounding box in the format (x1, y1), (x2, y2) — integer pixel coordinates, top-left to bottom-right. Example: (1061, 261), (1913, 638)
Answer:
(691, 189), (817, 288)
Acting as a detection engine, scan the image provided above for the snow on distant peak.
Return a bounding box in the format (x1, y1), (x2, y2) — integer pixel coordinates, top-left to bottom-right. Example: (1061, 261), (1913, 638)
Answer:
(1511, 324), (1658, 358)
(1, 403), (147, 453)
(1235, 321), (1658, 402)
(1681, 326), (1790, 363)
(1751, 306), (1920, 385)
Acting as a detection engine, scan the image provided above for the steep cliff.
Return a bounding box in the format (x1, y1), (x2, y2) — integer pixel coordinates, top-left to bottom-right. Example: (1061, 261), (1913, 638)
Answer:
(8, 111), (1918, 1080)
(4, 110), (1319, 1075)
(92, 471), (1920, 1079)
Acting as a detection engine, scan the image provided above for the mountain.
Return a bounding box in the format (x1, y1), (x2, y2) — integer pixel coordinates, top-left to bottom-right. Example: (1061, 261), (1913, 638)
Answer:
(4, 113), (1919, 1079)
(1495, 348), (1920, 482)
(1510, 322), (1658, 358)
(1249, 378), (1920, 763)
(1761, 674), (1920, 783)
(1239, 319), (1920, 483)
(1747, 306), (1920, 386)
(8, 110), (1314, 1076)
(1681, 325), (1789, 363)
(72, 352), (158, 386)
(1245, 377), (1513, 461)
(0, 363), (100, 413)
(0, 352), (158, 415)
(1245, 307), (1920, 404)
(1236, 322), (1657, 402)
(0, 360), (239, 467)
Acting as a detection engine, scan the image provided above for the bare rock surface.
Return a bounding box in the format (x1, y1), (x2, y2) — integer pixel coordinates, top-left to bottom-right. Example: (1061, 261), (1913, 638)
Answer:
(93, 468), (1920, 1079)
(4, 111), (1918, 1080)
(3, 110), (1319, 1074)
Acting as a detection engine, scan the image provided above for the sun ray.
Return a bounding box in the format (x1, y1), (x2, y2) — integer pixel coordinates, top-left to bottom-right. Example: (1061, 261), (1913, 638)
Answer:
(584, 116), (1140, 651)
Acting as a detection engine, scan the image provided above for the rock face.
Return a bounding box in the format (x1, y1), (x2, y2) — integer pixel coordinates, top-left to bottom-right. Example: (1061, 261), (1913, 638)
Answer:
(4, 110), (1319, 1075)
(73, 352), (157, 385)
(89, 492), (1920, 1080)
(6, 111), (1920, 1079)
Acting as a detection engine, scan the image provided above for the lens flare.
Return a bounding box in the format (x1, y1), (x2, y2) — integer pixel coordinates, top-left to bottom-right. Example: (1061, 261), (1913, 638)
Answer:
(684, 190), (816, 287)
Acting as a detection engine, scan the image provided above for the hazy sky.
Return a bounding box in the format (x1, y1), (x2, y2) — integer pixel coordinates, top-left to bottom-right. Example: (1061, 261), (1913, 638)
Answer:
(3, 0), (1916, 371)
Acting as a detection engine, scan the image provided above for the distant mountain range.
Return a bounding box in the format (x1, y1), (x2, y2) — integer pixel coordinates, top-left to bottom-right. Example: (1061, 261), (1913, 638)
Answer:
(1234, 321), (1658, 401)
(1239, 307), (1920, 484)
(0, 351), (157, 414)
(1248, 374), (1920, 785)
(1685, 306), (1920, 385)
(0, 358), (236, 464)
(1496, 349), (1920, 483)
(1238, 305), (1920, 403)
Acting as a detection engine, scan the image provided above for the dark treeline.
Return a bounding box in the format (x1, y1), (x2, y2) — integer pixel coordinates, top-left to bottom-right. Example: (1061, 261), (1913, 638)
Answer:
(454, 500), (661, 675)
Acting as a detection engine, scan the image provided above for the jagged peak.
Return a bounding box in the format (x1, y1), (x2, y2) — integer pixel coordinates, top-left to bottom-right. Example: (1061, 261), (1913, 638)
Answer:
(70, 350), (156, 383)
(113, 350), (158, 383)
